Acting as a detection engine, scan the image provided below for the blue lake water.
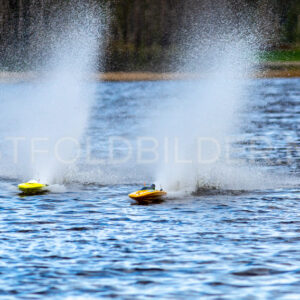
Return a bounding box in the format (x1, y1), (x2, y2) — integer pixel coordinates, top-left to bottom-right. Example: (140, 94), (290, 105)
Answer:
(0, 78), (299, 299)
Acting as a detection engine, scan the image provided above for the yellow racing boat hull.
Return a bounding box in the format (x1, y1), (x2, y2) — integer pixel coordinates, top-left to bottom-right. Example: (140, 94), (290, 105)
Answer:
(129, 190), (167, 202)
(18, 182), (48, 195)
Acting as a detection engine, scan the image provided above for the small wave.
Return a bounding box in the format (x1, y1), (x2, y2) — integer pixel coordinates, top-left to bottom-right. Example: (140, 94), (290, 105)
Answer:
(192, 185), (247, 196)
(232, 267), (285, 277)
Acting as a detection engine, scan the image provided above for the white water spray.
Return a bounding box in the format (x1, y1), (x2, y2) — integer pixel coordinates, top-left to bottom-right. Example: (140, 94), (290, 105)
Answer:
(0, 2), (105, 184)
(153, 3), (281, 192)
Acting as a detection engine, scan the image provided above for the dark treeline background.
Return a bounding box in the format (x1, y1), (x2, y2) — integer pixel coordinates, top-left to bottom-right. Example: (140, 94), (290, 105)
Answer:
(0, 0), (299, 71)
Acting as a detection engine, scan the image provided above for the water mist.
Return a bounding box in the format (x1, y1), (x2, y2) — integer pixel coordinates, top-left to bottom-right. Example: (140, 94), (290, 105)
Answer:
(153, 1), (284, 192)
(0, 2), (105, 184)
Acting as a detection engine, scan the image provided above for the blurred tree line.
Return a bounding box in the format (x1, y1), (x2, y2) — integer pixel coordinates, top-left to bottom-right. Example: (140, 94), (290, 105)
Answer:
(0, 0), (299, 71)
(106, 0), (299, 70)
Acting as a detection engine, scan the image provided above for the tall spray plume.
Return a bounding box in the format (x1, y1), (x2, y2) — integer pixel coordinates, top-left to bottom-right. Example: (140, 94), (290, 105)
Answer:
(0, 1), (106, 183)
(153, 0), (280, 192)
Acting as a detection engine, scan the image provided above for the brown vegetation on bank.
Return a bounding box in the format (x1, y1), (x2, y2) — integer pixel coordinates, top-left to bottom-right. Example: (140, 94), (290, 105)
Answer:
(0, 68), (299, 83)
(99, 70), (300, 81)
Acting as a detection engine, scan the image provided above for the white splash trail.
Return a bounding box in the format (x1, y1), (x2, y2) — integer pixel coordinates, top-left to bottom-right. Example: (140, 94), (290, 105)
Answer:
(152, 4), (296, 192)
(0, 2), (105, 184)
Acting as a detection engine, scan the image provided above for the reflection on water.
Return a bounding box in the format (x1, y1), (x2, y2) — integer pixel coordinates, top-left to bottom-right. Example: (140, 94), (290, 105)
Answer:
(0, 78), (299, 298)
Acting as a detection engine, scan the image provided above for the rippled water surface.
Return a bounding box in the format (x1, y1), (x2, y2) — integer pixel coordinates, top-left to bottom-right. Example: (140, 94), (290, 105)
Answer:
(0, 78), (300, 299)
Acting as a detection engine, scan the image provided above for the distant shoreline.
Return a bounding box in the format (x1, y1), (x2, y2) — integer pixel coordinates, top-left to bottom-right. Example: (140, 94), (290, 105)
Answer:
(0, 62), (299, 82)
(100, 69), (300, 81)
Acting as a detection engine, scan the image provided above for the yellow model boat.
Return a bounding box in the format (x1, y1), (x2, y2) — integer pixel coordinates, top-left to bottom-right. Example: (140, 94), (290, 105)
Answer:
(18, 180), (48, 194)
(129, 184), (167, 203)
